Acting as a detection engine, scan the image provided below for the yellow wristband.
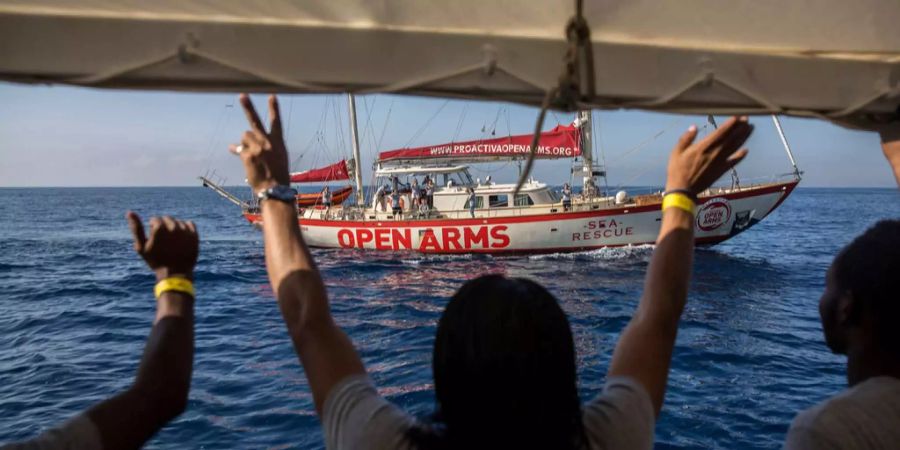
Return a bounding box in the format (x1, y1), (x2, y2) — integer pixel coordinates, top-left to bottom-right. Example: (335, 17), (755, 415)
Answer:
(662, 192), (696, 216)
(154, 277), (195, 299)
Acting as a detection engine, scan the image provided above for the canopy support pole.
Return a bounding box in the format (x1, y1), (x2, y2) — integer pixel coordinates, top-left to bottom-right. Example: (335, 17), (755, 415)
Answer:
(771, 115), (802, 180)
(347, 93), (365, 207)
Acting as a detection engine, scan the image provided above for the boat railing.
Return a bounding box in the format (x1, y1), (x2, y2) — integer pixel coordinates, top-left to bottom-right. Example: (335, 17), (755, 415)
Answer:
(302, 173), (799, 222)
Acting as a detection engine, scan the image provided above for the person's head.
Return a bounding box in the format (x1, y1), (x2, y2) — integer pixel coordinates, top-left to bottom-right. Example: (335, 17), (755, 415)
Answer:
(419, 275), (583, 449)
(819, 220), (900, 359)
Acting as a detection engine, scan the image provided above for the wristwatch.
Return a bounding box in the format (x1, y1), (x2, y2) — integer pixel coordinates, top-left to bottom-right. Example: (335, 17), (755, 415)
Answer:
(257, 185), (298, 204)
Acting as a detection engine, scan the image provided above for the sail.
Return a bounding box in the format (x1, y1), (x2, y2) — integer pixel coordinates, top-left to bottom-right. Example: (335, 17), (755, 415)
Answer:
(290, 160), (350, 183)
(0, 0), (897, 124)
(378, 124), (580, 164)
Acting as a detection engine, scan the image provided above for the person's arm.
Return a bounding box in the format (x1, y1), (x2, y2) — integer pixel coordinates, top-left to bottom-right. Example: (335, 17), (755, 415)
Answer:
(879, 129), (900, 186)
(608, 117), (753, 416)
(831, 115), (900, 187)
(231, 94), (365, 415)
(6, 213), (199, 450)
(83, 212), (198, 449)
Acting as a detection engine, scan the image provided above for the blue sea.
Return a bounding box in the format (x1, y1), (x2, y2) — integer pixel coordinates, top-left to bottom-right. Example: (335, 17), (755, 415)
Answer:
(1, 187), (898, 449)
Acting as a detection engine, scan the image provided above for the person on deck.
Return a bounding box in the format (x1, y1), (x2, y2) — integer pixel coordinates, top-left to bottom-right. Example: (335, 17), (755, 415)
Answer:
(375, 184), (387, 212)
(322, 186), (332, 211)
(584, 177), (597, 199)
(467, 187), (477, 218)
(230, 94), (753, 450)
(391, 190), (403, 219)
(562, 182), (573, 211)
(783, 219), (900, 450)
(418, 196), (429, 218)
(425, 177), (435, 208)
(411, 178), (421, 210)
(2, 212), (198, 450)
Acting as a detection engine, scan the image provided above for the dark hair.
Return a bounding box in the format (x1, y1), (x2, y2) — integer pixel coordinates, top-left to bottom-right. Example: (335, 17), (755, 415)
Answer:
(408, 275), (585, 449)
(833, 219), (900, 356)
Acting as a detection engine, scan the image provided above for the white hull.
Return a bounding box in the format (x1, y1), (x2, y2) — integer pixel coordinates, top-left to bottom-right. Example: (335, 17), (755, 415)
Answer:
(245, 181), (797, 254)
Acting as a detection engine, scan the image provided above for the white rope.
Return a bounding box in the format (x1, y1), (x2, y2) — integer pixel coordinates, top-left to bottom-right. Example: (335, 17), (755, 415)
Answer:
(403, 99), (450, 148)
(607, 117), (683, 166)
(452, 103), (469, 143)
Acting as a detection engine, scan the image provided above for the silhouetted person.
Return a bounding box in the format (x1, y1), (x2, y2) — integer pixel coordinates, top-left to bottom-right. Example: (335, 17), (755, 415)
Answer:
(2, 212), (198, 450)
(784, 220), (900, 449)
(230, 94), (751, 449)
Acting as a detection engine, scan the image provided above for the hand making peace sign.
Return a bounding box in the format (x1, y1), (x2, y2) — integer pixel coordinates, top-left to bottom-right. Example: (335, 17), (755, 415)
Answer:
(229, 94), (291, 193)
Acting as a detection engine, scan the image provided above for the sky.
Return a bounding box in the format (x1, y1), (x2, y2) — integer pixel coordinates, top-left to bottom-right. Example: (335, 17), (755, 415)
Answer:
(0, 82), (893, 188)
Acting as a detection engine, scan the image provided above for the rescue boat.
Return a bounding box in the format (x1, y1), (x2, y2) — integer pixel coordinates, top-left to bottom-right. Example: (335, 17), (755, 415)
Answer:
(203, 94), (801, 255)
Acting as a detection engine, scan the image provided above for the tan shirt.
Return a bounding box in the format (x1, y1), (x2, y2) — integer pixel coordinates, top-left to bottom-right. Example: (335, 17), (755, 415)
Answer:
(323, 375), (655, 450)
(784, 376), (900, 450)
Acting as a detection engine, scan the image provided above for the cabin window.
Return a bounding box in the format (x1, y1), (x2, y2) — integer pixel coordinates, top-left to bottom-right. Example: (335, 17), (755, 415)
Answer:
(489, 194), (509, 208)
(514, 194), (534, 206)
(465, 197), (484, 209)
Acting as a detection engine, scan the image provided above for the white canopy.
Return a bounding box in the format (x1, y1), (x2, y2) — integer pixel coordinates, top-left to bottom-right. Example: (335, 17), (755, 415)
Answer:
(375, 166), (470, 176)
(1, 0), (898, 122)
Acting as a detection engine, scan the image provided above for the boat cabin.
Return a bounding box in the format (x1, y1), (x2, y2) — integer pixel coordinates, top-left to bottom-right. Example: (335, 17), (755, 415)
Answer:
(368, 165), (558, 219)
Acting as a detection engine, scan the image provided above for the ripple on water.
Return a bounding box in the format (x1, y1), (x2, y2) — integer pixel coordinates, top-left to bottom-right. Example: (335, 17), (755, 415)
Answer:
(1, 187), (898, 449)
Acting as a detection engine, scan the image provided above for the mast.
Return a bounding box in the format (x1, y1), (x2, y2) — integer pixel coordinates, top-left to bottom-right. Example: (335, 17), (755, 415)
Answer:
(771, 114), (801, 180)
(577, 110), (595, 195)
(347, 93), (365, 206)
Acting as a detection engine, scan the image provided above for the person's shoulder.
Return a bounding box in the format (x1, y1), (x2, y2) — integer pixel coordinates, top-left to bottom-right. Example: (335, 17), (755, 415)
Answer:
(806, 376), (900, 420)
(785, 377), (900, 449)
(582, 377), (655, 450)
(323, 374), (419, 450)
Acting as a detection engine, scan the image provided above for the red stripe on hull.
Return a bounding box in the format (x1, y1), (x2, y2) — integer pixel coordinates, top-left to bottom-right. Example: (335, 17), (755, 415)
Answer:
(244, 180), (798, 230)
(296, 234), (732, 255)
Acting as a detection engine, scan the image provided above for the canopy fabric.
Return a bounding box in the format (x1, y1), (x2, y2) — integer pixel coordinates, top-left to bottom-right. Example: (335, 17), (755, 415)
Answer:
(289, 159), (349, 183)
(378, 124), (580, 164)
(1, 1), (898, 123)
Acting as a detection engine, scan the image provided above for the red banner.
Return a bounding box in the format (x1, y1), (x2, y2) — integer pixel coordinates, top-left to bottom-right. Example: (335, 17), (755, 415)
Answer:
(377, 124), (581, 162)
(290, 160), (350, 183)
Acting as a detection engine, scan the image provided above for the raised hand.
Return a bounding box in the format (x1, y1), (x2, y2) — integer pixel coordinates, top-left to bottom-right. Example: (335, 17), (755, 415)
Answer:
(126, 211), (199, 281)
(665, 116), (753, 195)
(229, 94), (290, 193)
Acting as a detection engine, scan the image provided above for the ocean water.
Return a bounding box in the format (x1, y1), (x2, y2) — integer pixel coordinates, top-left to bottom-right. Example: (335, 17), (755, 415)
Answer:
(0, 187), (897, 449)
